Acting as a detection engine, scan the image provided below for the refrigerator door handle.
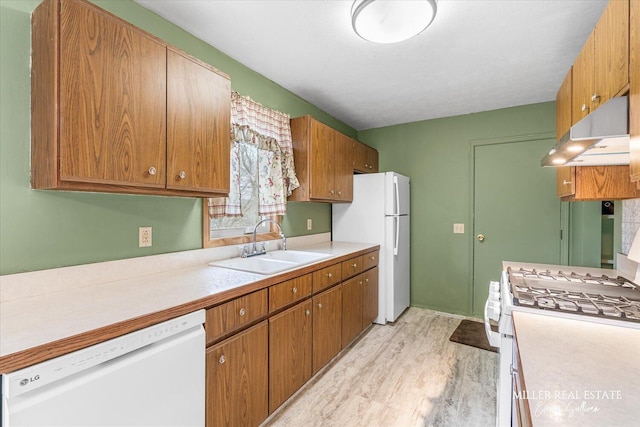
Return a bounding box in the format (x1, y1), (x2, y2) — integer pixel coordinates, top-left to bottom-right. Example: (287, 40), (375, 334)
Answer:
(394, 176), (400, 216)
(394, 216), (399, 256)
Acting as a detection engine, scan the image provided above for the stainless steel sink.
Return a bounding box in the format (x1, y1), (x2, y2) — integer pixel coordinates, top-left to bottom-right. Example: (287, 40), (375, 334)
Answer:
(209, 250), (331, 275)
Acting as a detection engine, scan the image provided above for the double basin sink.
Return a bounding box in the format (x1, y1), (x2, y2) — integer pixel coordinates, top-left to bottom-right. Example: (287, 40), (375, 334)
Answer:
(209, 250), (332, 275)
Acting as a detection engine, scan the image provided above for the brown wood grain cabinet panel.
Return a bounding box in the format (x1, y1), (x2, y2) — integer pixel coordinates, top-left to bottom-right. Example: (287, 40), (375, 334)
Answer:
(362, 250), (379, 271)
(269, 300), (313, 413)
(310, 120), (336, 199)
(59, 0), (167, 187)
(312, 263), (342, 293)
(341, 256), (363, 280)
(567, 166), (640, 200)
(556, 69), (572, 139)
(593, 0), (629, 106)
(206, 321), (268, 427)
(556, 166), (576, 198)
(353, 139), (379, 173)
(341, 274), (364, 348)
(631, 0), (640, 181)
(362, 267), (379, 327)
(31, 0), (231, 197)
(335, 132), (354, 201)
(269, 274), (312, 312)
(572, 32), (595, 123)
(205, 289), (267, 345)
(167, 48), (230, 192)
(312, 285), (342, 374)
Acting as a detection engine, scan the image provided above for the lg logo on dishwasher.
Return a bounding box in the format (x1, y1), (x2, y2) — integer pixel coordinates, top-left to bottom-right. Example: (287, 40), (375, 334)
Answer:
(19, 375), (40, 386)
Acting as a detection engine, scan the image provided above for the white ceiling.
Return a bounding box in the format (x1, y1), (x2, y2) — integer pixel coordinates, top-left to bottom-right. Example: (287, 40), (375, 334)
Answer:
(135, 0), (608, 131)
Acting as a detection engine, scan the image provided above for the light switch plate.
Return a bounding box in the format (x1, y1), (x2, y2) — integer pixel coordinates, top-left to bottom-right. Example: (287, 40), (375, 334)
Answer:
(453, 223), (464, 234)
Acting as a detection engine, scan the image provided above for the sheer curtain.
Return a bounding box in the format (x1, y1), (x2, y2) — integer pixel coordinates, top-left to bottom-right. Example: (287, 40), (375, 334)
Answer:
(208, 92), (299, 218)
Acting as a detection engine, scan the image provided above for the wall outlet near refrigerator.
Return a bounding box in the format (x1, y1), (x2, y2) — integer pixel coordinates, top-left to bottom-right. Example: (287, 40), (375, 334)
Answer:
(453, 223), (464, 234)
(306, 219), (313, 231)
(139, 227), (152, 247)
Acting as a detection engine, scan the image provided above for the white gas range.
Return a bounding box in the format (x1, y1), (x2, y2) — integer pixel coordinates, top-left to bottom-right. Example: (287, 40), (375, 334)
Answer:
(484, 260), (640, 427)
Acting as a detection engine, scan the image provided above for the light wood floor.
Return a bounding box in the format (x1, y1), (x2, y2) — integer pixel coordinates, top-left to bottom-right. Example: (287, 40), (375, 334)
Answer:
(262, 307), (497, 427)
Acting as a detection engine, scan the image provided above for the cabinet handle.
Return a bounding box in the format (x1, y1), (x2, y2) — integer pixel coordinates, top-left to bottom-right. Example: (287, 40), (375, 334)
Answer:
(318, 303), (323, 309)
(327, 272), (332, 278)
(563, 180), (572, 186)
(238, 308), (246, 316)
(178, 171), (187, 179)
(581, 103), (588, 113)
(591, 93), (600, 102)
(305, 309), (311, 316)
(148, 167), (157, 176)
(292, 287), (298, 294)
(219, 355), (226, 364)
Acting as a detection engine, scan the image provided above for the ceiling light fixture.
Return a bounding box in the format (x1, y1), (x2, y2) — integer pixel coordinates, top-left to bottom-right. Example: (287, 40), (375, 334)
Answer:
(351, 0), (438, 44)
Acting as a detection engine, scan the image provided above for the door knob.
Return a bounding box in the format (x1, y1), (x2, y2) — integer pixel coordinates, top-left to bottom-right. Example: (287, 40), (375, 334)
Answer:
(477, 234), (485, 242)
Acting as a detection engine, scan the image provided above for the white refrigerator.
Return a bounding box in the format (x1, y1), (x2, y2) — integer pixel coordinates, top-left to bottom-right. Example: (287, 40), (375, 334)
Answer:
(332, 172), (410, 324)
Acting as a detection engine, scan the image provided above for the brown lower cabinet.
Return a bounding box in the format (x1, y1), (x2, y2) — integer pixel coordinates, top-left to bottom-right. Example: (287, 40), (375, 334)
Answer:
(206, 321), (268, 427)
(269, 299), (313, 413)
(205, 250), (379, 426)
(312, 285), (343, 374)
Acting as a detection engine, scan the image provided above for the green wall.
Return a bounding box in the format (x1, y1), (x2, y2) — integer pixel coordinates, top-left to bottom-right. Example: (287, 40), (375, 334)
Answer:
(0, 0), (345, 275)
(358, 103), (557, 315)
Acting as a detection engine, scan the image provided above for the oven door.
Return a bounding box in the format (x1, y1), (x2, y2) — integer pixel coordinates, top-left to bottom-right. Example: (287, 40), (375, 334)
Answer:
(484, 281), (501, 347)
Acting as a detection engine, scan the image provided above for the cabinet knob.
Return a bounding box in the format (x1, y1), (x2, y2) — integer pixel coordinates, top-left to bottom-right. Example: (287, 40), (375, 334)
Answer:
(352, 263), (357, 268)
(330, 190), (335, 195)
(219, 355), (226, 364)
(591, 93), (600, 102)
(370, 256), (375, 260)
(581, 103), (588, 113)
(365, 163), (369, 168)
(338, 191), (342, 196)
(563, 180), (572, 186)
(318, 303), (323, 309)
(178, 170), (187, 179)
(359, 281), (363, 285)
(148, 167), (157, 176)
(239, 308), (246, 316)
(305, 309), (311, 316)
(292, 287), (298, 294)
(327, 272), (332, 278)
(369, 165), (373, 169)
(365, 278), (369, 283)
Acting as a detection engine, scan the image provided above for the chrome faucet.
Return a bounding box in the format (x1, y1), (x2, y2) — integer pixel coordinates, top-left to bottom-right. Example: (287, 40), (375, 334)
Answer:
(243, 218), (286, 257)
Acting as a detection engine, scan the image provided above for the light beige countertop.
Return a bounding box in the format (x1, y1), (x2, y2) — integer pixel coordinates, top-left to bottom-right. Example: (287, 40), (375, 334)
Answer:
(512, 311), (640, 427)
(0, 238), (377, 373)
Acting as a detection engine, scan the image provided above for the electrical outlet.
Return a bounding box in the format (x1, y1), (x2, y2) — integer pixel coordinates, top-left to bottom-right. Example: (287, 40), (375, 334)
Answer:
(453, 223), (464, 234)
(306, 219), (313, 231)
(139, 227), (152, 247)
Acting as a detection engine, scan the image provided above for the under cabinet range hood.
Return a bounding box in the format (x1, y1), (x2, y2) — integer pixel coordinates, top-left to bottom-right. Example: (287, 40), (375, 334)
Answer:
(541, 96), (630, 167)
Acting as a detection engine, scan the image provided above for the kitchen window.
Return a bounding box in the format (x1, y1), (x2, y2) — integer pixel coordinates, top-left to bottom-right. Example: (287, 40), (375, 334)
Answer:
(203, 93), (298, 248)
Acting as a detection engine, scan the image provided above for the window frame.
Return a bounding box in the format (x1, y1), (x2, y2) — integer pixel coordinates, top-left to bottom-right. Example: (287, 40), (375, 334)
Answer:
(201, 202), (282, 248)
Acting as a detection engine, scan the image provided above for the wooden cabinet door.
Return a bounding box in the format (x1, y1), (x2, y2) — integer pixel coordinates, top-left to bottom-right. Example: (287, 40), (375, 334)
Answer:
(334, 132), (353, 201)
(594, 0), (629, 107)
(341, 274), (363, 348)
(312, 285), (342, 374)
(630, 0), (640, 182)
(362, 267), (379, 327)
(309, 120), (335, 200)
(167, 48), (230, 193)
(572, 32), (595, 124)
(206, 321), (268, 427)
(556, 69), (572, 139)
(269, 300), (312, 413)
(572, 166), (640, 200)
(365, 145), (379, 172)
(556, 167), (576, 198)
(59, 0), (166, 187)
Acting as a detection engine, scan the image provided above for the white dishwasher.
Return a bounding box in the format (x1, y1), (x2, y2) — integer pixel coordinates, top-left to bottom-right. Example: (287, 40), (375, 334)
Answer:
(1, 310), (205, 427)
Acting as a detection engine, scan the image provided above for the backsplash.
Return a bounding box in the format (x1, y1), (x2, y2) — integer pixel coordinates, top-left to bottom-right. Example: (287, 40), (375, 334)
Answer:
(622, 199), (640, 254)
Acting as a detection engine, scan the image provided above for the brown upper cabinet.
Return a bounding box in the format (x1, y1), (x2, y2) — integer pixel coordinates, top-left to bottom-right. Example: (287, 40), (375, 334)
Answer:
(31, 0), (230, 197)
(555, 70), (575, 198)
(572, 0), (629, 122)
(289, 115), (354, 202)
(353, 139), (379, 173)
(630, 0), (640, 182)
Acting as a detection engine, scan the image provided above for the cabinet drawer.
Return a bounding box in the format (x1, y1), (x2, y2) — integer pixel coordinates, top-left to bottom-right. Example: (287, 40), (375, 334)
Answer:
(206, 289), (268, 344)
(269, 274), (312, 312)
(312, 263), (342, 293)
(341, 256), (363, 280)
(362, 251), (379, 270)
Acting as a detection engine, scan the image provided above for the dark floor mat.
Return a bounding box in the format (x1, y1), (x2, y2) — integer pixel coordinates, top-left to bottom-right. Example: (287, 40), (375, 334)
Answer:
(449, 319), (498, 352)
